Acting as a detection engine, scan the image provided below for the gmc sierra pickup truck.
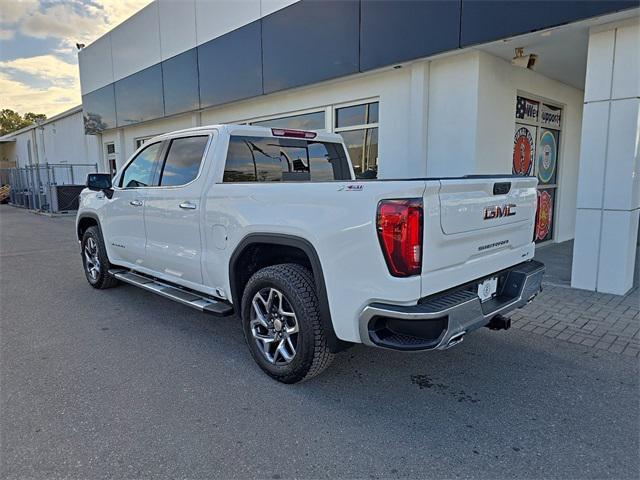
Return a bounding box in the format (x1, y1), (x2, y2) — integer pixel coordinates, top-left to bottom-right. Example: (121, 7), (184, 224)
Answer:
(77, 124), (544, 383)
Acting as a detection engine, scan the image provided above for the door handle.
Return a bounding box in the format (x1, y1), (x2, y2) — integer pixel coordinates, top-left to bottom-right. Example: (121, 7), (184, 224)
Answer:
(179, 201), (197, 210)
(129, 200), (143, 207)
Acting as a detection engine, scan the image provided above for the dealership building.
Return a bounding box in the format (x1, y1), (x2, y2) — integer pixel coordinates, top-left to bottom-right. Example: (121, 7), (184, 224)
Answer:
(9, 0), (638, 295)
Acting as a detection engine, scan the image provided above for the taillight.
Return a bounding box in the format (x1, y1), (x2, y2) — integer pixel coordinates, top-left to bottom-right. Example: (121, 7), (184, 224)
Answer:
(376, 199), (423, 277)
(271, 128), (317, 139)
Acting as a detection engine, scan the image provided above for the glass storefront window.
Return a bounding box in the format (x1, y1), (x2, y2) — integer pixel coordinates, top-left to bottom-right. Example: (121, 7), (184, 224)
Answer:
(251, 111), (325, 131)
(335, 102), (378, 128)
(513, 95), (562, 244)
(244, 100), (380, 179)
(335, 101), (379, 178)
(339, 128), (378, 178)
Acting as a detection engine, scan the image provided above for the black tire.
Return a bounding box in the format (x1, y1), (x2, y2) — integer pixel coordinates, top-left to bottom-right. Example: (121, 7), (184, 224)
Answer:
(81, 226), (119, 289)
(241, 263), (334, 383)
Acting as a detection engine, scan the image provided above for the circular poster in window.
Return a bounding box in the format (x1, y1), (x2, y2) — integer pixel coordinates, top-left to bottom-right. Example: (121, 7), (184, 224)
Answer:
(537, 130), (557, 184)
(535, 190), (553, 242)
(513, 125), (535, 176)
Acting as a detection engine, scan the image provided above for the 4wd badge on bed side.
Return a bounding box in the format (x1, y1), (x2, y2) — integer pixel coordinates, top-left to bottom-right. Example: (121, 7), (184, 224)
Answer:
(338, 184), (363, 191)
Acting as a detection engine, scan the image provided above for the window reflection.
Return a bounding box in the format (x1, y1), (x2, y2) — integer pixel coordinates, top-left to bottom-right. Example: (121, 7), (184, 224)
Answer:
(163, 49), (200, 116)
(115, 65), (164, 127)
(335, 102), (378, 128)
(251, 111), (325, 131)
(223, 136), (349, 183)
(121, 142), (162, 188)
(160, 136), (208, 187)
(83, 85), (116, 133)
(335, 101), (379, 178)
(340, 128), (378, 178)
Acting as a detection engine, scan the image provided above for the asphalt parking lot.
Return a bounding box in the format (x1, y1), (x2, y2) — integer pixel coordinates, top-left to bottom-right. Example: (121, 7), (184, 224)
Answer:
(1, 204), (639, 479)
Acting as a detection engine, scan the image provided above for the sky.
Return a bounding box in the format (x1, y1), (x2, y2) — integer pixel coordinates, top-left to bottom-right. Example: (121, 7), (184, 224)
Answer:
(0, 0), (152, 117)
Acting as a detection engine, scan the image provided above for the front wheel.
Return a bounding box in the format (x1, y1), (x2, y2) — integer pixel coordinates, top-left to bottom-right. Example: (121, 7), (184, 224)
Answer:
(241, 263), (334, 383)
(81, 226), (118, 289)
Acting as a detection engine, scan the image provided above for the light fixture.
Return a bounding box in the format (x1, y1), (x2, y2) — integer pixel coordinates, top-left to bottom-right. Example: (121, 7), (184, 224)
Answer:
(512, 47), (537, 70)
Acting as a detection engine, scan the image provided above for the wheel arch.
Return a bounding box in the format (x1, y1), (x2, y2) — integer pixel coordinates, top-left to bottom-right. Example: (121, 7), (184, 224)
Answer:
(77, 212), (102, 241)
(229, 233), (349, 353)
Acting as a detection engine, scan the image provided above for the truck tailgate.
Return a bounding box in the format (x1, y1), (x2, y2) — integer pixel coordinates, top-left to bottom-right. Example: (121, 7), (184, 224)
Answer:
(439, 177), (536, 234)
(421, 176), (538, 297)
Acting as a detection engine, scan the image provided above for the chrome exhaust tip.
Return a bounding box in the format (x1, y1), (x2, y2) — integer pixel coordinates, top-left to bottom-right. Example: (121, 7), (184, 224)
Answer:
(446, 331), (465, 348)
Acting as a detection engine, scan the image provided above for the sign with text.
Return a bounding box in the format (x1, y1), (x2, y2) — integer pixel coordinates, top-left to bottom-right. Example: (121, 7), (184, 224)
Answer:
(516, 96), (539, 122)
(541, 103), (561, 129)
(513, 124), (536, 176)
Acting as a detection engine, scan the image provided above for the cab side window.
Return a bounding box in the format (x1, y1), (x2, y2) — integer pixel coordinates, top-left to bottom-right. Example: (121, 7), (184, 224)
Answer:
(159, 136), (209, 187)
(120, 142), (163, 188)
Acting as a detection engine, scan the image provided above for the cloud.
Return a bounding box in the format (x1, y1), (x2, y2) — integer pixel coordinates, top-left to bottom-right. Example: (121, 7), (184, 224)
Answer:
(0, 72), (79, 117)
(0, 55), (81, 116)
(1, 1), (151, 44)
(0, 55), (79, 83)
(0, 0), (151, 116)
(0, 28), (15, 40)
(0, 0), (39, 24)
(21, 4), (105, 42)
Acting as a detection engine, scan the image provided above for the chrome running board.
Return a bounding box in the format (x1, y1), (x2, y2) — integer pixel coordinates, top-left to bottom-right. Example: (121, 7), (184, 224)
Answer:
(108, 269), (233, 317)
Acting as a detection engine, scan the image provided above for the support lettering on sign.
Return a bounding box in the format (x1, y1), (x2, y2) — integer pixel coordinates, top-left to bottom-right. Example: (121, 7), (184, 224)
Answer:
(541, 103), (562, 128)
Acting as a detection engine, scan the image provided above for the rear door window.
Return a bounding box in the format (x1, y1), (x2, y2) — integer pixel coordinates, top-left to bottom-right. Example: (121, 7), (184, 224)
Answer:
(159, 136), (209, 187)
(223, 136), (350, 183)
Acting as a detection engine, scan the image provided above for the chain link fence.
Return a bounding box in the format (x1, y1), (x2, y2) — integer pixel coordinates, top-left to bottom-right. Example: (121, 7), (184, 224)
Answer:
(1, 163), (98, 213)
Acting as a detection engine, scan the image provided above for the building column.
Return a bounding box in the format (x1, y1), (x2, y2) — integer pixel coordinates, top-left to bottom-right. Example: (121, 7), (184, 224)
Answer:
(408, 61), (429, 175)
(116, 128), (126, 169)
(572, 19), (640, 295)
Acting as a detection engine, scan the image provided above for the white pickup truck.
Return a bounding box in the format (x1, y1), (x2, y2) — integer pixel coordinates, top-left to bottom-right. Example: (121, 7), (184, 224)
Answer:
(77, 124), (544, 383)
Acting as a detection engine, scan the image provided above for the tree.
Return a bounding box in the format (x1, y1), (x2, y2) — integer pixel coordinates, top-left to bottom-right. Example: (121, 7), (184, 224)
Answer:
(0, 109), (47, 136)
(23, 112), (47, 124)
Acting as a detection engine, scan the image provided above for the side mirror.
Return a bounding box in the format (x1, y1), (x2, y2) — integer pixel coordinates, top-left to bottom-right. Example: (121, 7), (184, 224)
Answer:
(87, 173), (112, 191)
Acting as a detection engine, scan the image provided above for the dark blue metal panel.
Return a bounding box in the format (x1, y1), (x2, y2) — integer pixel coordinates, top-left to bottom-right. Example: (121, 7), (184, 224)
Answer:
(461, 0), (638, 47)
(82, 0), (636, 133)
(262, 0), (359, 94)
(114, 64), (164, 127)
(162, 49), (200, 116)
(82, 84), (116, 134)
(198, 21), (263, 108)
(360, 0), (461, 72)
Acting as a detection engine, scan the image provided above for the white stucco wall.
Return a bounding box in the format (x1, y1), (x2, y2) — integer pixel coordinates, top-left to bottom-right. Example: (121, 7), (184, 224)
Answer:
(426, 50), (584, 243)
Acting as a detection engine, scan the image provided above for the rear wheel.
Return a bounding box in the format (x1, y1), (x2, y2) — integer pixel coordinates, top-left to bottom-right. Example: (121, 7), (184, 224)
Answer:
(81, 226), (118, 289)
(241, 263), (334, 383)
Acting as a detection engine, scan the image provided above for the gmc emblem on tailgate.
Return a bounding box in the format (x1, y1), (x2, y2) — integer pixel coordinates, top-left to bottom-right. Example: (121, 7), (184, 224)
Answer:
(483, 204), (517, 220)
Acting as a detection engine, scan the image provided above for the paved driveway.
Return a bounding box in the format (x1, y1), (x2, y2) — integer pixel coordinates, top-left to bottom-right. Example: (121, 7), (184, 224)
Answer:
(1, 205), (638, 479)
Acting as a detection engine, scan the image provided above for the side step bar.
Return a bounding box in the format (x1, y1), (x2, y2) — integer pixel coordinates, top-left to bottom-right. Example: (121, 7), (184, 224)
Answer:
(108, 269), (233, 317)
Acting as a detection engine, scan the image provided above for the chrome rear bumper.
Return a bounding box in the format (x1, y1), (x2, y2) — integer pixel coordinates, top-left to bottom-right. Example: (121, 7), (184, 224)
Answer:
(359, 260), (545, 351)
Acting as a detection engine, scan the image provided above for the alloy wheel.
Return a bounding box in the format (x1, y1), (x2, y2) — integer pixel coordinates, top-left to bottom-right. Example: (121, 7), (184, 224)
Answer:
(250, 287), (299, 365)
(84, 237), (101, 281)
